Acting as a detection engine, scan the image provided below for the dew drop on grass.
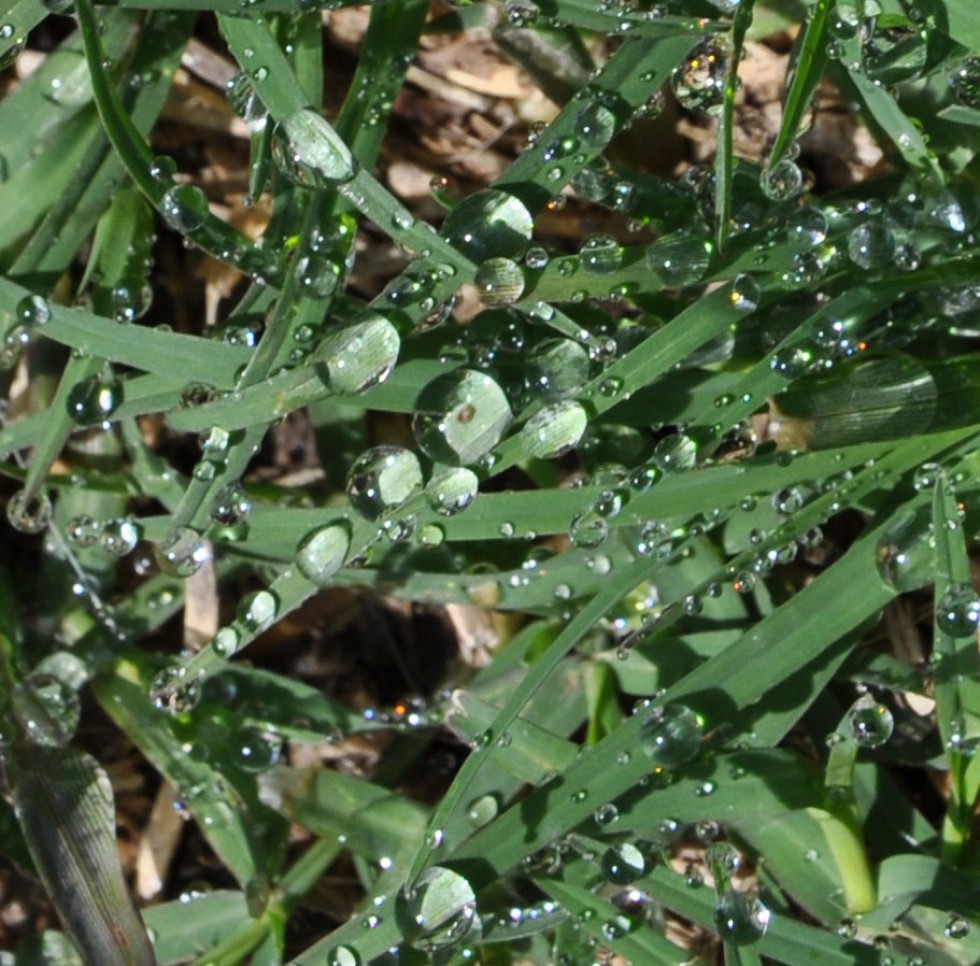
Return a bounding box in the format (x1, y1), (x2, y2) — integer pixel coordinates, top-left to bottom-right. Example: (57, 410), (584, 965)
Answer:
(6, 490), (53, 534)
(237, 589), (278, 630)
(651, 433), (697, 472)
(211, 626), (239, 658)
(580, 233), (621, 274)
(713, 889), (771, 945)
(161, 184), (210, 231)
(155, 527), (211, 577)
(639, 704), (703, 767)
(413, 370), (512, 466)
(706, 841), (741, 877)
(525, 338), (589, 402)
(271, 108), (357, 188)
(15, 294), (50, 328)
(313, 312), (400, 395)
(646, 233), (713, 287)
(505, 0), (538, 26)
(67, 514), (100, 547)
(760, 159), (803, 201)
(601, 843), (646, 885)
(730, 273), (760, 312)
(296, 522), (350, 585)
(100, 518), (140, 557)
(936, 583), (980, 637)
(395, 866), (478, 952)
(210, 483), (252, 528)
(843, 694), (894, 748)
(66, 374), (122, 426)
(576, 102), (617, 149)
(346, 446), (423, 519)
(328, 946), (361, 966)
(151, 667), (203, 715)
(671, 38), (728, 114)
(466, 794), (499, 827)
(945, 915), (971, 939)
(519, 401), (587, 458)
(474, 257), (525, 306)
(234, 726), (282, 772)
(11, 673), (80, 746)
(425, 467), (479, 516)
(948, 56), (980, 109)
(847, 222), (894, 270)
(569, 510), (608, 549)
(440, 188), (534, 261)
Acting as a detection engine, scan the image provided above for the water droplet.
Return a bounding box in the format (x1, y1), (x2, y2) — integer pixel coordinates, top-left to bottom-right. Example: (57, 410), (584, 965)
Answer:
(296, 522), (351, 585)
(161, 184), (210, 231)
(466, 794), (499, 828)
(313, 312), (400, 395)
(211, 626), (239, 658)
(155, 527), (212, 577)
(519, 401), (587, 458)
(936, 582), (980, 637)
(948, 56), (980, 108)
(639, 704), (703, 767)
(347, 447), (423, 519)
(526, 338), (590, 402)
(100, 518), (140, 557)
(847, 222), (894, 270)
(328, 944), (361, 966)
(569, 509), (608, 549)
(67, 514), (101, 547)
(505, 0), (538, 26)
(646, 233), (713, 287)
(210, 483), (251, 527)
(16, 294), (51, 328)
(474, 257), (525, 307)
(234, 726), (281, 772)
(576, 102), (617, 149)
(440, 188), (534, 261)
(237, 589), (278, 629)
(836, 917), (857, 939)
(395, 866), (478, 952)
(713, 889), (770, 945)
(601, 843), (646, 884)
(730, 273), (760, 312)
(671, 38), (728, 114)
(945, 915), (971, 939)
(66, 374), (122, 426)
(760, 160), (803, 201)
(652, 433), (697, 472)
(6, 490), (52, 534)
(11, 673), (80, 746)
(580, 233), (621, 274)
(843, 693), (894, 748)
(593, 802), (619, 826)
(425, 467), (479, 516)
(271, 108), (357, 188)
(413, 370), (512, 466)
(151, 667), (203, 715)
(706, 841), (740, 876)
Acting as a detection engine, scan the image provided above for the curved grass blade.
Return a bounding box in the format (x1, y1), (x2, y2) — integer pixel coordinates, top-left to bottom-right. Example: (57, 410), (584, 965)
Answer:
(7, 745), (156, 966)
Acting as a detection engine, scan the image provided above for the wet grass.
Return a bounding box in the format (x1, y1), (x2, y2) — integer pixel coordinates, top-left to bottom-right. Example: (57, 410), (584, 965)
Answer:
(3, 0), (980, 963)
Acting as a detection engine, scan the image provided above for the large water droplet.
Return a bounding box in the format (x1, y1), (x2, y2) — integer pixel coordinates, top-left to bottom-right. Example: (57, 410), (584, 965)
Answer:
(413, 370), (513, 466)
(639, 704), (703, 767)
(651, 433), (697, 472)
(296, 522), (351, 584)
(100, 518), (140, 557)
(671, 38), (728, 114)
(474, 257), (525, 307)
(6, 490), (52, 534)
(714, 889), (771, 945)
(518, 401), (588, 459)
(237, 589), (278, 630)
(395, 866), (478, 952)
(936, 582), (980, 637)
(155, 527), (211, 578)
(233, 726), (282, 772)
(576, 102), (617, 149)
(601, 843), (646, 885)
(151, 667), (203, 715)
(346, 446), (423, 518)
(760, 159), (803, 201)
(847, 222), (894, 270)
(425, 467), (479, 516)
(580, 234), (621, 274)
(843, 694), (894, 748)
(11, 673), (81, 746)
(161, 184), (210, 231)
(646, 233), (713, 287)
(440, 189), (534, 261)
(313, 313), (400, 395)
(525, 338), (590, 401)
(271, 108), (357, 188)
(327, 946), (361, 966)
(949, 56), (980, 108)
(66, 374), (122, 426)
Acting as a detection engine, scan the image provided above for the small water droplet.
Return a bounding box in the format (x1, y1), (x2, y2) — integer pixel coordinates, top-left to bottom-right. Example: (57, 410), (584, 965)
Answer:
(347, 447), (423, 519)
(713, 889), (770, 945)
(671, 38), (728, 114)
(155, 527), (211, 577)
(6, 490), (53, 534)
(296, 522), (351, 585)
(161, 184), (210, 231)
